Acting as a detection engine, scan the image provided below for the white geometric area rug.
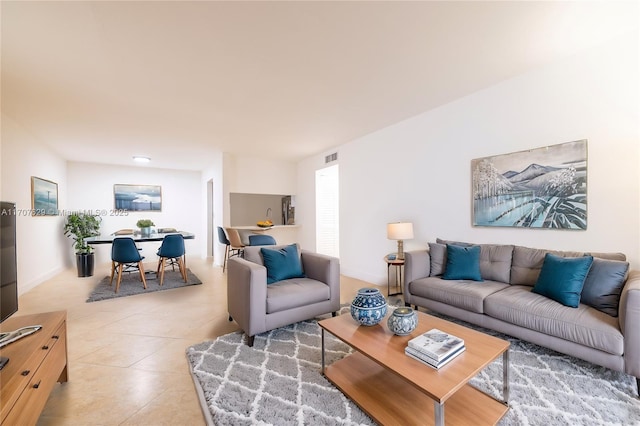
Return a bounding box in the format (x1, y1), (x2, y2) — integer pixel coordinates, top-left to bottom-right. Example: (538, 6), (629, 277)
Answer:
(186, 309), (640, 426)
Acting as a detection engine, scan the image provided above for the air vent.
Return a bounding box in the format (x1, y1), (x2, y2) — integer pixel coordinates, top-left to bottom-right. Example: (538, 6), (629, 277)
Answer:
(325, 152), (338, 163)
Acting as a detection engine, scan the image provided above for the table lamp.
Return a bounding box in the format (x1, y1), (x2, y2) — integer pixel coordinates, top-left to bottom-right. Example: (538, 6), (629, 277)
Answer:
(387, 222), (414, 260)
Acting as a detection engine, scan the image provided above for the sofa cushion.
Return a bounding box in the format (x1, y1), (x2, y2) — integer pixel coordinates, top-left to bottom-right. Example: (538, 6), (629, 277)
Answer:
(589, 252), (627, 262)
(261, 244), (305, 284)
(436, 237), (472, 247)
(478, 244), (514, 283)
(408, 276), (508, 314)
(484, 285), (623, 355)
(428, 242), (447, 276)
(443, 244), (483, 281)
(580, 258), (629, 317)
(266, 278), (330, 314)
(510, 246), (625, 287)
(510, 246), (582, 286)
(510, 246), (550, 286)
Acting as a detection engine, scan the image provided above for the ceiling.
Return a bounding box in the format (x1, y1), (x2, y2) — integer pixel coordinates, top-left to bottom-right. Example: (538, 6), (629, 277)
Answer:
(2, 1), (638, 171)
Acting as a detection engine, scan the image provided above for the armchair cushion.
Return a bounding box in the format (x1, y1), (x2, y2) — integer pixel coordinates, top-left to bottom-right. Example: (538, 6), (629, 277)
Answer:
(261, 244), (305, 284)
(266, 278), (331, 314)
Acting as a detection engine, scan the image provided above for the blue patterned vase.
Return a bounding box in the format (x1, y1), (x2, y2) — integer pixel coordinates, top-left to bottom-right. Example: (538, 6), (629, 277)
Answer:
(387, 306), (418, 336)
(350, 288), (387, 326)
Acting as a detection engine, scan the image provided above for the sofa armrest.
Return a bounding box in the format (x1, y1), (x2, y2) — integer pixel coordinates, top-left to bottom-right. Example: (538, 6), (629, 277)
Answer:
(301, 252), (340, 306)
(404, 250), (431, 287)
(227, 257), (268, 336)
(619, 270), (640, 376)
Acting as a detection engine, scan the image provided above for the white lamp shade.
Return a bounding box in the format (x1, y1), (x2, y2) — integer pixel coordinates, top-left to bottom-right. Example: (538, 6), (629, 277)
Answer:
(387, 222), (414, 240)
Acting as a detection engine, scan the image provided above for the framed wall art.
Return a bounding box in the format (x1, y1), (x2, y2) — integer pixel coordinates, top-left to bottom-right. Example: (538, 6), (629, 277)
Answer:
(472, 139), (587, 229)
(31, 176), (59, 216)
(113, 184), (162, 212)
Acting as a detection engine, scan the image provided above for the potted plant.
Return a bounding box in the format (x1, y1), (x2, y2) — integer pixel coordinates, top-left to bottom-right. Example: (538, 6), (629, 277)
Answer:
(63, 212), (102, 277)
(136, 219), (155, 237)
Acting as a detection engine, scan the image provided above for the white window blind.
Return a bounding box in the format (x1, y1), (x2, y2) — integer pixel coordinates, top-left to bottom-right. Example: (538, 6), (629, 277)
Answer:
(315, 165), (339, 257)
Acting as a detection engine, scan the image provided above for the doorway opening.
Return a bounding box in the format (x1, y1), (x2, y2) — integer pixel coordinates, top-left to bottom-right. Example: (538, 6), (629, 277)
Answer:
(206, 179), (214, 259)
(315, 164), (339, 257)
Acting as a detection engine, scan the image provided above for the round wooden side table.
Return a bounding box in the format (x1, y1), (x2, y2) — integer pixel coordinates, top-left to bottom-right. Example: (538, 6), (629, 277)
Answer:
(384, 255), (405, 296)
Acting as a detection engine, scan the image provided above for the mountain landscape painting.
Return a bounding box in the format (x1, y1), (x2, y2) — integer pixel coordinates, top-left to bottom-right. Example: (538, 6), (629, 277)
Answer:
(472, 140), (587, 229)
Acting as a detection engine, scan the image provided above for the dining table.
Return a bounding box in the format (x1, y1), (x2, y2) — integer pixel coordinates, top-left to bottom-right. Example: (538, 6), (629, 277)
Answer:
(85, 231), (195, 245)
(85, 231), (195, 276)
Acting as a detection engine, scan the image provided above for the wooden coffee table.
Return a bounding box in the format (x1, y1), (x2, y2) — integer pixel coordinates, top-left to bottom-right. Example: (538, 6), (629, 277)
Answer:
(319, 310), (509, 425)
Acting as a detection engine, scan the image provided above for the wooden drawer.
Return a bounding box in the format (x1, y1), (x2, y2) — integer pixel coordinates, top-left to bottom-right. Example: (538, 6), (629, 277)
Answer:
(0, 313), (67, 426)
(0, 328), (54, 417)
(2, 324), (66, 426)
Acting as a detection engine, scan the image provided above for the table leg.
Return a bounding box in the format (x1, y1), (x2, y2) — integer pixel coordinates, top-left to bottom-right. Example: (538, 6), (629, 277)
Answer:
(434, 401), (444, 426)
(321, 329), (326, 375)
(388, 263), (403, 296)
(503, 349), (510, 404)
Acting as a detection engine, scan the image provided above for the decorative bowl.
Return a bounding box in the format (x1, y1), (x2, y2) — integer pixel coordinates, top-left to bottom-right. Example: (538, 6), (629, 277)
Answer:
(387, 306), (418, 335)
(350, 287), (387, 326)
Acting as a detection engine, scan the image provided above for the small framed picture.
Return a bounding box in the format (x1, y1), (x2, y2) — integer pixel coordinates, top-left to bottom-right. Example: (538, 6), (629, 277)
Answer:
(31, 176), (59, 216)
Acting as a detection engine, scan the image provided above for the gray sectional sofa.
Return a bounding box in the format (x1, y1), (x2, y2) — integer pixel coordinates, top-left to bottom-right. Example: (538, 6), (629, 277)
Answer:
(404, 238), (640, 393)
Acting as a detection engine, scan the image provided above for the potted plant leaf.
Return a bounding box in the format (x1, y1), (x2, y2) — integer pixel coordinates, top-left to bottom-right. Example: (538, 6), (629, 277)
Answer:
(136, 219), (155, 237)
(63, 212), (102, 277)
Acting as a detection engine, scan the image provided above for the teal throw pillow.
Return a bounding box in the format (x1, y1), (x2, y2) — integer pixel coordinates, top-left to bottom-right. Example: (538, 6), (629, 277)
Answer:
(532, 253), (594, 308)
(442, 244), (483, 282)
(261, 244), (305, 284)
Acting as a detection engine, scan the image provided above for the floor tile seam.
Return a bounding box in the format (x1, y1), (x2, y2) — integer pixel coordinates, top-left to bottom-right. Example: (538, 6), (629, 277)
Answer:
(116, 396), (165, 426)
(70, 359), (150, 369)
(128, 346), (195, 370)
(73, 350), (178, 368)
(94, 330), (205, 340)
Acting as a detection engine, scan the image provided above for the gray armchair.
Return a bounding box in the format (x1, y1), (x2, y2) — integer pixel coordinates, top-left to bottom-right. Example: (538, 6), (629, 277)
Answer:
(227, 244), (340, 346)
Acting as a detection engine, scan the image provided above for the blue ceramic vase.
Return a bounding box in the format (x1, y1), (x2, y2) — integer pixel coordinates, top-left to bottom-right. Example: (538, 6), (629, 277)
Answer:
(387, 306), (418, 336)
(351, 288), (387, 326)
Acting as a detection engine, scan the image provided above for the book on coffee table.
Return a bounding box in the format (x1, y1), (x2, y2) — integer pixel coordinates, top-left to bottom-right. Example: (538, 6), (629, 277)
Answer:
(405, 345), (466, 369)
(407, 328), (465, 362)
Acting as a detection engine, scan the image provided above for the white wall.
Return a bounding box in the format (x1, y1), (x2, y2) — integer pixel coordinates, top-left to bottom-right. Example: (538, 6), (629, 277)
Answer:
(1, 114), (69, 294)
(224, 155), (297, 195)
(201, 153), (225, 266)
(298, 33), (640, 285)
(297, 152), (339, 252)
(222, 153), (297, 243)
(66, 162), (203, 266)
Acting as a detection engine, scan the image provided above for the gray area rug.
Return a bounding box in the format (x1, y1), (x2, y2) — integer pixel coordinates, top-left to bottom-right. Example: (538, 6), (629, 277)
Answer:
(187, 305), (640, 425)
(86, 268), (202, 302)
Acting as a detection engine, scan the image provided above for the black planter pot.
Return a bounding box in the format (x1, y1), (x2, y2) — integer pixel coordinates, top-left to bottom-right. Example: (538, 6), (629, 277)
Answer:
(76, 253), (95, 277)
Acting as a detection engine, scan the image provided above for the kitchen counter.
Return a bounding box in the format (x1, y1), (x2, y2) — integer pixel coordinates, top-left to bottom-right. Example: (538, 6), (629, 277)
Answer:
(232, 225), (300, 231)
(231, 225), (300, 245)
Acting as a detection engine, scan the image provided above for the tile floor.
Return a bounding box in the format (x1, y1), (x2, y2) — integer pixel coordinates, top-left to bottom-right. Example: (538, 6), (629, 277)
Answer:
(12, 257), (374, 425)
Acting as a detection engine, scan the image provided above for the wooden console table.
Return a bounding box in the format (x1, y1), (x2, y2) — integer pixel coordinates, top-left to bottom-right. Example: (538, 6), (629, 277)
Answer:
(0, 311), (68, 425)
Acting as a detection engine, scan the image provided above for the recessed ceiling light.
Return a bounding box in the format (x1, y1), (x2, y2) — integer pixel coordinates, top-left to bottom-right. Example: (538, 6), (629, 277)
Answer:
(133, 156), (151, 163)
